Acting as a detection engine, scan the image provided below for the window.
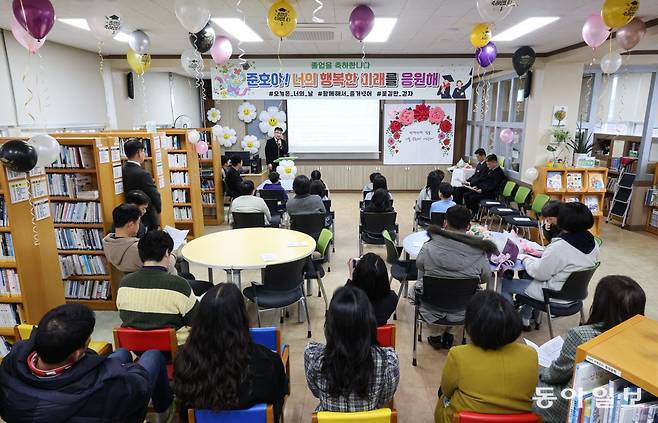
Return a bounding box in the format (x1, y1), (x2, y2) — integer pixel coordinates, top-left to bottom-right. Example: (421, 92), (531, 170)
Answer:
(595, 72), (652, 136)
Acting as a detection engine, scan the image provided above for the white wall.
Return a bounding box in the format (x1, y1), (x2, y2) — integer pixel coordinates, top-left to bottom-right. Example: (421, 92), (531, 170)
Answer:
(0, 32), (17, 126)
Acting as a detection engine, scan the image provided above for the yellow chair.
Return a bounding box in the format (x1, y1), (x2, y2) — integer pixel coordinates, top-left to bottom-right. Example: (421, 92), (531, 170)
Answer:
(312, 408), (397, 423)
(14, 324), (113, 356)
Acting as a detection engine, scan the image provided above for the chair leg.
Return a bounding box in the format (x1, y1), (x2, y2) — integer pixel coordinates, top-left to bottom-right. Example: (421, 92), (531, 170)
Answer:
(306, 279), (312, 296)
(280, 308), (284, 324)
(546, 304), (555, 339)
(255, 298), (262, 328)
(301, 297), (312, 338)
(461, 326), (467, 344)
(418, 320), (423, 341)
(318, 277), (328, 310)
(579, 304), (586, 325)
(412, 308), (418, 367)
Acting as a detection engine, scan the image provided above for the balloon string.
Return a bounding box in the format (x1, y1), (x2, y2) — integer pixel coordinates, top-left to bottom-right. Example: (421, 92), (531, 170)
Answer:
(139, 72), (147, 126)
(36, 52), (50, 128)
(312, 0), (325, 23)
(277, 38), (283, 109)
(473, 64), (482, 118)
(22, 52), (36, 124)
(236, 0), (246, 67)
(97, 41), (104, 79)
(25, 178), (40, 247)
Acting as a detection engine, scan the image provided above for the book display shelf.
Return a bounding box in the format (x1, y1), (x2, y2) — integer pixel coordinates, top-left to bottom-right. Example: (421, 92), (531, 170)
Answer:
(533, 167), (608, 235)
(196, 128), (224, 225)
(646, 166), (658, 236)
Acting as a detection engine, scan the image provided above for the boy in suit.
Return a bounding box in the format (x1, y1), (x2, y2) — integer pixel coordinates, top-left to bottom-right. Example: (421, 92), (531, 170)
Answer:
(122, 140), (161, 231)
(464, 154), (506, 217)
(454, 148), (487, 205)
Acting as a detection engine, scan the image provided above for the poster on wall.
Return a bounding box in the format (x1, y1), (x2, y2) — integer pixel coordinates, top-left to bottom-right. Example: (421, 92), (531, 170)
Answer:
(383, 102), (456, 165)
(211, 58), (472, 101)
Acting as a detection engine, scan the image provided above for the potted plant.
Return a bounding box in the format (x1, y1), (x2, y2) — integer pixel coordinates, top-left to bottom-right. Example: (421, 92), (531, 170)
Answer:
(568, 122), (593, 166)
(546, 127), (570, 167)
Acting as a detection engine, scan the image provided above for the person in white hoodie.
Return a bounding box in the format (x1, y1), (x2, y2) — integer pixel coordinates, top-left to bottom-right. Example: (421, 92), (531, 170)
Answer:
(501, 202), (600, 328)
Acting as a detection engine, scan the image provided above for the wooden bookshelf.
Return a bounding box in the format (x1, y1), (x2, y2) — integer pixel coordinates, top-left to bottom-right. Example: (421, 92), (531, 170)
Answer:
(646, 166), (658, 236)
(196, 128), (223, 225)
(533, 167), (608, 235)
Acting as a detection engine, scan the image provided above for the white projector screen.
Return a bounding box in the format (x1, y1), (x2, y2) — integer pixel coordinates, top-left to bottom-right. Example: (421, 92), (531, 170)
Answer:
(287, 99), (380, 157)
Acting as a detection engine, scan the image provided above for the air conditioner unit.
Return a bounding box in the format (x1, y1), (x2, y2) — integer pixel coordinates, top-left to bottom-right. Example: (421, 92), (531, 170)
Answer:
(286, 24), (343, 42)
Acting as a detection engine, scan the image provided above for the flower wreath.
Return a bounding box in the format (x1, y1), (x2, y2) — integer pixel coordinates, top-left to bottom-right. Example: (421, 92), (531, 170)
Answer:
(385, 104), (454, 157)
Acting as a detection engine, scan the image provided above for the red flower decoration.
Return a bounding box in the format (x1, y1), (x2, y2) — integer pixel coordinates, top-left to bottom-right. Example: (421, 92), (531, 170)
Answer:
(439, 119), (452, 133)
(390, 120), (402, 133)
(414, 104), (430, 121)
(393, 132), (400, 140)
(443, 139), (451, 146)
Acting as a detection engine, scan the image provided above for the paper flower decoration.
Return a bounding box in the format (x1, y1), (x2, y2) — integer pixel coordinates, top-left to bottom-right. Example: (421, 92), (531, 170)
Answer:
(214, 125), (237, 147)
(241, 135), (260, 154)
(206, 107), (221, 123)
(258, 106), (287, 137)
(276, 159), (297, 180)
(238, 102), (257, 123)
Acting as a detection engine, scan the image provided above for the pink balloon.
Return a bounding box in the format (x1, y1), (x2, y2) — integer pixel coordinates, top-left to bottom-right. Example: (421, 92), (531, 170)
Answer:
(210, 36), (233, 65)
(582, 13), (610, 49)
(195, 140), (209, 155)
(500, 128), (514, 145)
(10, 12), (45, 53)
(12, 0), (56, 41)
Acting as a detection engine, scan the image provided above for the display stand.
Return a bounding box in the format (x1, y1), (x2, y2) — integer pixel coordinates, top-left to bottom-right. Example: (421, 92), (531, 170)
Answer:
(196, 128), (223, 225)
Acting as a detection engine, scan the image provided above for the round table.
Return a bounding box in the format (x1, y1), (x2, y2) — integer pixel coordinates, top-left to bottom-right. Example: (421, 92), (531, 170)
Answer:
(181, 228), (316, 287)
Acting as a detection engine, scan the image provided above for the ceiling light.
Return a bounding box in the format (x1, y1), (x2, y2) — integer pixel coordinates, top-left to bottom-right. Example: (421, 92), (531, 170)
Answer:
(58, 18), (90, 31)
(113, 31), (132, 43)
(211, 18), (263, 42)
(491, 17), (559, 41)
(364, 18), (397, 43)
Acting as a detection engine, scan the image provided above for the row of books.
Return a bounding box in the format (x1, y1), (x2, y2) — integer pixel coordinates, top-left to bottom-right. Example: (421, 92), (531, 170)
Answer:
(168, 153), (188, 168)
(119, 138), (151, 157)
(201, 180), (215, 189)
(645, 187), (658, 207)
(547, 171), (606, 191)
(0, 337), (9, 358)
(162, 135), (182, 150)
(198, 149), (212, 160)
(55, 228), (104, 251)
(52, 202), (102, 223)
(64, 280), (111, 300)
(650, 209), (658, 229)
(200, 169), (214, 178)
(0, 269), (21, 296)
(48, 174), (95, 198)
(171, 171), (190, 185)
(0, 233), (14, 258)
(172, 189), (190, 204)
(0, 196), (9, 226)
(202, 192), (216, 205)
(174, 206), (192, 220)
(50, 146), (95, 169)
(59, 254), (108, 277)
(0, 304), (22, 327)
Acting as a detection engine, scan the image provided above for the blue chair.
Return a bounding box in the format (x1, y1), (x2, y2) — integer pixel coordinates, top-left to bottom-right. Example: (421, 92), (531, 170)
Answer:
(249, 326), (290, 379)
(188, 403), (275, 423)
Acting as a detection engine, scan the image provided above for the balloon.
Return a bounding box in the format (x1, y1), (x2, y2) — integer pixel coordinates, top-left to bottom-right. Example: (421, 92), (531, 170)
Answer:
(601, 51), (623, 74)
(128, 30), (150, 55)
(87, 2), (121, 42)
(267, 0), (298, 39)
(10, 12), (44, 53)
(187, 130), (200, 145)
(476, 0), (516, 22)
(524, 167), (539, 182)
(582, 13), (610, 49)
(616, 17), (646, 51)
(126, 48), (151, 75)
(195, 140), (208, 155)
(181, 48), (204, 76)
(475, 42), (497, 68)
(0, 140), (38, 173)
(27, 134), (60, 167)
(348, 5), (375, 41)
(500, 128), (514, 145)
(512, 46), (535, 76)
(210, 36), (233, 65)
(470, 23), (492, 49)
(12, 0), (55, 40)
(174, 0), (210, 34)
(602, 0), (640, 29)
(189, 22), (215, 54)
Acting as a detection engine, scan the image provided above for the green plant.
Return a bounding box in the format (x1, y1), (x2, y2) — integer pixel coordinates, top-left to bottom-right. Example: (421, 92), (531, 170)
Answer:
(550, 127), (571, 143)
(568, 130), (593, 154)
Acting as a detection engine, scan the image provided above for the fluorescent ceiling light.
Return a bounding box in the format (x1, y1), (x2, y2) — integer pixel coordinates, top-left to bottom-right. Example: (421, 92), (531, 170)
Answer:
(113, 31), (132, 43)
(491, 17), (559, 42)
(58, 18), (90, 31)
(211, 18), (263, 42)
(364, 18), (397, 43)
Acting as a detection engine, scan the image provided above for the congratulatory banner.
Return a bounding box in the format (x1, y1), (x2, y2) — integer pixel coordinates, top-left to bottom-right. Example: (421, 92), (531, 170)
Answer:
(211, 58), (473, 101)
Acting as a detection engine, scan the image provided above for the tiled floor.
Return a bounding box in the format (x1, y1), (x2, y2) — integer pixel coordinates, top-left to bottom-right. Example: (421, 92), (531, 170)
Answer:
(92, 192), (658, 423)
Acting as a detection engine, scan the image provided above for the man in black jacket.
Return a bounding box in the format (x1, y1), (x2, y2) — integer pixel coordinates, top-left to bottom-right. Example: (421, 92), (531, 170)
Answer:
(122, 139), (161, 230)
(454, 148), (488, 204)
(225, 154), (244, 199)
(265, 127), (288, 171)
(464, 154), (506, 216)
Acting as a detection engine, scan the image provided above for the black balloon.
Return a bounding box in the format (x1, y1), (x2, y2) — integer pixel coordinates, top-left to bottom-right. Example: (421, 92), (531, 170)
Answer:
(189, 22), (215, 54)
(512, 46), (536, 76)
(0, 140), (38, 172)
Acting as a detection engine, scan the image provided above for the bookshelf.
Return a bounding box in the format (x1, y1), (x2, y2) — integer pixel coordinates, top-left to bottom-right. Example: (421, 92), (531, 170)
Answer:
(195, 128), (223, 225)
(646, 166), (658, 236)
(533, 167), (608, 235)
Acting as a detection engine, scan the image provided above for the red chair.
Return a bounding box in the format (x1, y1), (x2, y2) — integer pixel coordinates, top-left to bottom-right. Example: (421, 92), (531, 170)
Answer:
(454, 411), (541, 422)
(377, 324), (396, 349)
(113, 327), (178, 380)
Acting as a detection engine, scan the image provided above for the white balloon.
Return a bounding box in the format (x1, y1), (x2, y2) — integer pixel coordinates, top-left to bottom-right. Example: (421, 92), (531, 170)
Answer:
(601, 51), (623, 74)
(181, 49), (204, 76)
(187, 129), (200, 144)
(27, 134), (61, 167)
(87, 1), (121, 42)
(476, 0), (517, 23)
(174, 0), (211, 34)
(128, 30), (151, 55)
(524, 167), (539, 182)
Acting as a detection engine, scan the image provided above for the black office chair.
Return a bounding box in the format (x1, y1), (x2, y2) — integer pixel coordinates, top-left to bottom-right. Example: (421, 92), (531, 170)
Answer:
(243, 257), (312, 338)
(360, 199), (395, 210)
(359, 212), (398, 255)
(232, 212), (266, 229)
(322, 199), (336, 252)
(414, 200), (433, 231)
(515, 263), (600, 339)
(383, 230), (417, 320)
(261, 199), (283, 228)
(258, 189), (287, 205)
(412, 276), (480, 366)
(430, 212), (446, 227)
(302, 229), (333, 310)
(290, 213), (325, 242)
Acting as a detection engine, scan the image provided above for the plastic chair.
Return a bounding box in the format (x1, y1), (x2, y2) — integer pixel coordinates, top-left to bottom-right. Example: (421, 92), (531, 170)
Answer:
(290, 213), (326, 242)
(233, 212), (266, 229)
(359, 212), (398, 255)
(430, 212), (446, 227)
(488, 186), (531, 230)
(304, 229), (333, 310)
(515, 263), (600, 339)
(478, 181), (516, 221)
(503, 194), (551, 240)
(454, 411), (541, 422)
(249, 327), (290, 379)
(312, 408), (397, 423)
(188, 403), (274, 423)
(412, 277), (480, 366)
(113, 327), (178, 379)
(15, 324), (112, 356)
(414, 200), (434, 230)
(383, 230), (417, 320)
(377, 324), (396, 349)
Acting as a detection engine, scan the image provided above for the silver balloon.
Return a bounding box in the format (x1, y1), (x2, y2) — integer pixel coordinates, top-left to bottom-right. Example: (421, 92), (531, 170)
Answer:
(129, 30), (151, 55)
(477, 0), (517, 22)
(601, 51), (623, 74)
(181, 48), (204, 76)
(174, 0), (210, 34)
(27, 134), (61, 167)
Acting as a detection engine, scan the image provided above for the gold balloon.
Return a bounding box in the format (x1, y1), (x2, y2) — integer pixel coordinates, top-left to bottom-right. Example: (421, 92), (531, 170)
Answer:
(267, 0), (298, 38)
(470, 23), (492, 49)
(601, 0), (640, 29)
(126, 48), (151, 75)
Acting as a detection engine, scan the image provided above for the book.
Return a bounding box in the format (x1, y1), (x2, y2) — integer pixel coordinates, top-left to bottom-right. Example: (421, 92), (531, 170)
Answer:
(567, 172), (584, 191)
(589, 173), (605, 191)
(584, 196), (600, 214)
(547, 172), (563, 190)
(565, 196), (580, 203)
(163, 226), (189, 250)
(524, 336), (565, 368)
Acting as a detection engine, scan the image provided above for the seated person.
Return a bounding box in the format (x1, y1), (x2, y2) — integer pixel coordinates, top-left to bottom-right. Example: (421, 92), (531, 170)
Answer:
(305, 286), (399, 412)
(364, 188), (394, 213)
(501, 202), (600, 328)
(0, 304), (174, 423)
(311, 169), (330, 198)
(412, 206), (496, 349)
(286, 175), (326, 215)
(464, 154), (506, 216)
(415, 170), (445, 212)
(346, 253), (398, 326)
(434, 290), (538, 423)
(110, 189), (149, 237)
(229, 180), (271, 226)
(175, 283), (288, 422)
(540, 200), (562, 242)
(363, 171), (381, 194)
(116, 230), (199, 345)
(429, 183), (457, 215)
(224, 155), (244, 198)
(534, 275), (646, 423)
(261, 171), (288, 201)
(453, 148), (487, 204)
(310, 180), (329, 201)
(220, 155), (229, 179)
(364, 175), (393, 201)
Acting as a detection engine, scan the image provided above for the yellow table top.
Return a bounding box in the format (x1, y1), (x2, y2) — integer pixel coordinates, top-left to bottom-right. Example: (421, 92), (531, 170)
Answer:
(181, 228), (316, 270)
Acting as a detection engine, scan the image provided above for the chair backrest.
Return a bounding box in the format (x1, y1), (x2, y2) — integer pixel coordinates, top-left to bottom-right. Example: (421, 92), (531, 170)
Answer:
(362, 200), (394, 209)
(455, 411), (540, 423)
(313, 408), (396, 423)
(316, 228), (333, 256)
(323, 199), (332, 212)
(501, 181), (516, 198)
(249, 327), (281, 354)
(362, 212), (397, 235)
(531, 194), (551, 214)
(188, 404), (273, 423)
(290, 213), (326, 241)
(262, 257), (308, 292)
(547, 263), (600, 302)
(513, 186), (532, 207)
(376, 324), (396, 349)
(420, 200), (433, 218)
(430, 212), (446, 226)
(382, 230), (400, 265)
(421, 276), (480, 312)
(258, 189), (285, 201)
(263, 199), (282, 215)
(113, 327), (178, 359)
(233, 212), (265, 229)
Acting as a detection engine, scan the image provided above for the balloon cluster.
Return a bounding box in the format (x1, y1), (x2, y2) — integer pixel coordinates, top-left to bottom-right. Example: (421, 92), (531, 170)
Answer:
(9, 0), (56, 54)
(0, 135), (61, 173)
(469, 1), (518, 68)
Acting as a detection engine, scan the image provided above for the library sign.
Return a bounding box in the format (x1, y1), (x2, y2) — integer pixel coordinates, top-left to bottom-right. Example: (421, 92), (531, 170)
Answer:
(210, 58), (473, 100)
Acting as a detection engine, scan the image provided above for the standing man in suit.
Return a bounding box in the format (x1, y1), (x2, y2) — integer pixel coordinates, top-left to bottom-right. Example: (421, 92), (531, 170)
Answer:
(122, 139), (161, 231)
(464, 154), (506, 217)
(265, 127), (288, 171)
(454, 148), (488, 205)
